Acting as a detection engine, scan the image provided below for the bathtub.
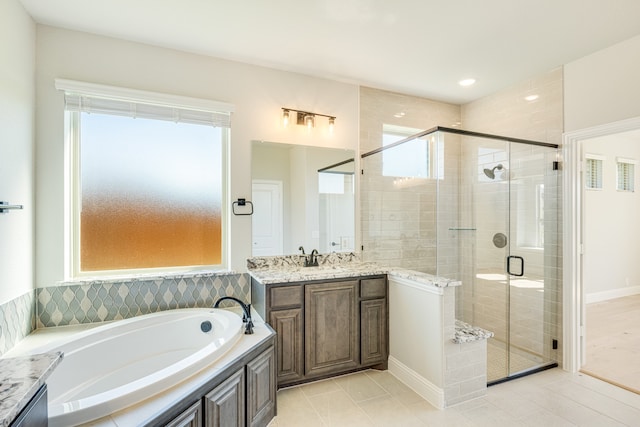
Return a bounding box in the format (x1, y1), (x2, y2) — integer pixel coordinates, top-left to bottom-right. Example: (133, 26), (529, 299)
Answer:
(29, 308), (243, 427)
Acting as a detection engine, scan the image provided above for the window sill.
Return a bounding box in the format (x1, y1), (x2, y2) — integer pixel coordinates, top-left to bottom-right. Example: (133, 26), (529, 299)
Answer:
(59, 269), (238, 286)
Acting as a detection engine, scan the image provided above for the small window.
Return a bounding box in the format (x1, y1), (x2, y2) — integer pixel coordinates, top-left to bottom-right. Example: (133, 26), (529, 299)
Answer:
(617, 158), (636, 192)
(381, 124), (442, 180)
(585, 155), (604, 190)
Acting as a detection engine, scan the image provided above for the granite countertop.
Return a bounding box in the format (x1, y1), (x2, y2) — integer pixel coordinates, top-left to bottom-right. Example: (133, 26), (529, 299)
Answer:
(249, 261), (388, 284)
(247, 252), (385, 284)
(247, 253), (462, 288)
(0, 351), (63, 427)
(453, 320), (494, 344)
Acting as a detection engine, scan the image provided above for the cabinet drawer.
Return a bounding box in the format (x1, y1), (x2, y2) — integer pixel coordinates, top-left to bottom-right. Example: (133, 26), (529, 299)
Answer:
(270, 286), (303, 309)
(360, 277), (387, 299)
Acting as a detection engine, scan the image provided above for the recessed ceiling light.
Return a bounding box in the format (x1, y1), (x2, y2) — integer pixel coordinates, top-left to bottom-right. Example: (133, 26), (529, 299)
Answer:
(394, 111), (406, 118)
(524, 94), (539, 102)
(458, 78), (476, 87)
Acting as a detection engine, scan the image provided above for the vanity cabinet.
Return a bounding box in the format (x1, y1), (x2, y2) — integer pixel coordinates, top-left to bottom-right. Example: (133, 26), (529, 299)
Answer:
(204, 368), (245, 427)
(165, 400), (202, 427)
(305, 280), (359, 377)
(158, 341), (276, 427)
(252, 275), (388, 387)
(268, 286), (305, 384)
(360, 278), (388, 366)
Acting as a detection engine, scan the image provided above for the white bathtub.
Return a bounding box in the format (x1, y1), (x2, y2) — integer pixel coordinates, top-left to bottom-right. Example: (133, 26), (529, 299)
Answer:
(29, 308), (243, 427)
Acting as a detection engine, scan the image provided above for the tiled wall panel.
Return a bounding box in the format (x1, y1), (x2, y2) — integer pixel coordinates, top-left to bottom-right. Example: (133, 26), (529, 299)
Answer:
(0, 291), (35, 356)
(36, 273), (250, 328)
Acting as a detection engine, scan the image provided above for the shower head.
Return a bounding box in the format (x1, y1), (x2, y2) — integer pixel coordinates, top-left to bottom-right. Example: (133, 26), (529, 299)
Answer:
(483, 164), (504, 180)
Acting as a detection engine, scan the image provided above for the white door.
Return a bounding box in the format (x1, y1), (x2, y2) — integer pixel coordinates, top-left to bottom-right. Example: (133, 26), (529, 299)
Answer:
(252, 180), (283, 256)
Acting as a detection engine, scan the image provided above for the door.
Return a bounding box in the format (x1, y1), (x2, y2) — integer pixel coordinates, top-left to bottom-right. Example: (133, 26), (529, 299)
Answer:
(252, 180), (283, 256)
(505, 143), (559, 380)
(463, 137), (559, 383)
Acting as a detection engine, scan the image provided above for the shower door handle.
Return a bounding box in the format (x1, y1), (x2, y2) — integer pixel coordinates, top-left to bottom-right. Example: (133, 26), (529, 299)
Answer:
(507, 255), (525, 277)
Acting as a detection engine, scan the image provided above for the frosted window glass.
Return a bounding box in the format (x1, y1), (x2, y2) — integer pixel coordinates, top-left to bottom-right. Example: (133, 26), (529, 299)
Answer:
(79, 112), (223, 271)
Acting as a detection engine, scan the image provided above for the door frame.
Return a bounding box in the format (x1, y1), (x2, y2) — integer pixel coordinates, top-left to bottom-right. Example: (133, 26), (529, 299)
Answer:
(562, 115), (640, 373)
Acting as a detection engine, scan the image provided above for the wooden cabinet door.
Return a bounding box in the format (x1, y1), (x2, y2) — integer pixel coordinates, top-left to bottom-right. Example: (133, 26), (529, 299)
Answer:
(361, 298), (388, 366)
(270, 308), (304, 385)
(305, 280), (359, 377)
(246, 346), (277, 427)
(204, 368), (245, 427)
(164, 400), (202, 427)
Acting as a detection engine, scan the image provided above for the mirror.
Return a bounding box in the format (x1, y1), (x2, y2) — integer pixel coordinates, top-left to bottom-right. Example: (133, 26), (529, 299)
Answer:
(251, 141), (355, 256)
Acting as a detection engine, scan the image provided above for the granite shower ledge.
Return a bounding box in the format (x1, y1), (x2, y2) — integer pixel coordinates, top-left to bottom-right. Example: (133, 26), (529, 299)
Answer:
(453, 320), (494, 344)
(387, 269), (462, 288)
(0, 352), (63, 427)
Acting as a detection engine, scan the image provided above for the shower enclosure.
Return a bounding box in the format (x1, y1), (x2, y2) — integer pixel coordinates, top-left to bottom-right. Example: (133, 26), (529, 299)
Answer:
(361, 127), (561, 384)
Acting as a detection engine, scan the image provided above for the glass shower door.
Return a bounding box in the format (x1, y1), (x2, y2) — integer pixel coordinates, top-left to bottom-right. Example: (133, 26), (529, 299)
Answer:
(464, 136), (559, 383)
(504, 143), (558, 380)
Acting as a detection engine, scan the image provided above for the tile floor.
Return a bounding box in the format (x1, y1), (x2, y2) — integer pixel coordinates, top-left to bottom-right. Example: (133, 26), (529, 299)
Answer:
(582, 294), (640, 393)
(268, 368), (640, 426)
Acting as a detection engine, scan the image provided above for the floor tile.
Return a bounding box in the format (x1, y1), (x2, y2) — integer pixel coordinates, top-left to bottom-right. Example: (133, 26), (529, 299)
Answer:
(333, 371), (388, 402)
(270, 369), (640, 427)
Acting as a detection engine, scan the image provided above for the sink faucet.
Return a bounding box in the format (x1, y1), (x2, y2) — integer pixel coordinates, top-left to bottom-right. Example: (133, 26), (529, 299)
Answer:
(308, 249), (318, 267)
(299, 246), (319, 267)
(213, 296), (254, 334)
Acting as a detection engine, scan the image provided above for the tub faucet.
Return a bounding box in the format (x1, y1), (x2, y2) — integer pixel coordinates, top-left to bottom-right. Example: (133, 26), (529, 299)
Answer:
(213, 296), (254, 334)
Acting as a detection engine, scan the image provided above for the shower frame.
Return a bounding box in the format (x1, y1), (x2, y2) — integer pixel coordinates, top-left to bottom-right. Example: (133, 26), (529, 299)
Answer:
(360, 126), (560, 384)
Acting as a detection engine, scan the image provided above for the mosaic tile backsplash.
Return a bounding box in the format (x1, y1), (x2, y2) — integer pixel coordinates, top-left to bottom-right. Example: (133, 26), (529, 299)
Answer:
(36, 272), (250, 328)
(0, 291), (36, 356)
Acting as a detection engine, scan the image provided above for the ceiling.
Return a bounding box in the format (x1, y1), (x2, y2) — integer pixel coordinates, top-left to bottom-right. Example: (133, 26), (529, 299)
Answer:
(19, 0), (640, 104)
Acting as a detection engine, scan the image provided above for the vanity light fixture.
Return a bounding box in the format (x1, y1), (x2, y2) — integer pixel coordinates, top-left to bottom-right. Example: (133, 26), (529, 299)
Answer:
(282, 107), (336, 132)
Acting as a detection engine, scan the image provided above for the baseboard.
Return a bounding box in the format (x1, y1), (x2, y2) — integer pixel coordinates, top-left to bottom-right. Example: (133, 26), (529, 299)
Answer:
(586, 286), (640, 304)
(388, 356), (445, 409)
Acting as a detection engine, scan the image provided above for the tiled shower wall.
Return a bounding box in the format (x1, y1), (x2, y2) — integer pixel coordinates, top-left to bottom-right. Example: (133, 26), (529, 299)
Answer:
(359, 86), (461, 270)
(0, 272), (249, 355)
(460, 67), (564, 364)
(360, 68), (564, 367)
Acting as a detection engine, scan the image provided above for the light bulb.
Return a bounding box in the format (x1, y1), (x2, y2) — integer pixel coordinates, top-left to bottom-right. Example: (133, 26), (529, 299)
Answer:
(328, 117), (335, 134)
(305, 114), (314, 129)
(282, 109), (290, 127)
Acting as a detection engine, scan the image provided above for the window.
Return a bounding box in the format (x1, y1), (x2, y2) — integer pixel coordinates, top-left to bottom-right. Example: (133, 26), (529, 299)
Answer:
(585, 155), (604, 190)
(617, 158), (636, 192)
(57, 80), (233, 277)
(381, 125), (442, 180)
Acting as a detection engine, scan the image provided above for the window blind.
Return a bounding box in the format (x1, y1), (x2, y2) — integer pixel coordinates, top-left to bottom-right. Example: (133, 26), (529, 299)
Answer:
(55, 79), (233, 128)
(617, 161), (635, 192)
(585, 158), (603, 189)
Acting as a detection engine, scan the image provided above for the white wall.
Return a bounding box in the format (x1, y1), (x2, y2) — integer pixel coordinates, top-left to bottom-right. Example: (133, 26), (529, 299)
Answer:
(583, 134), (640, 301)
(35, 26), (359, 286)
(564, 35), (640, 132)
(0, 0), (36, 304)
